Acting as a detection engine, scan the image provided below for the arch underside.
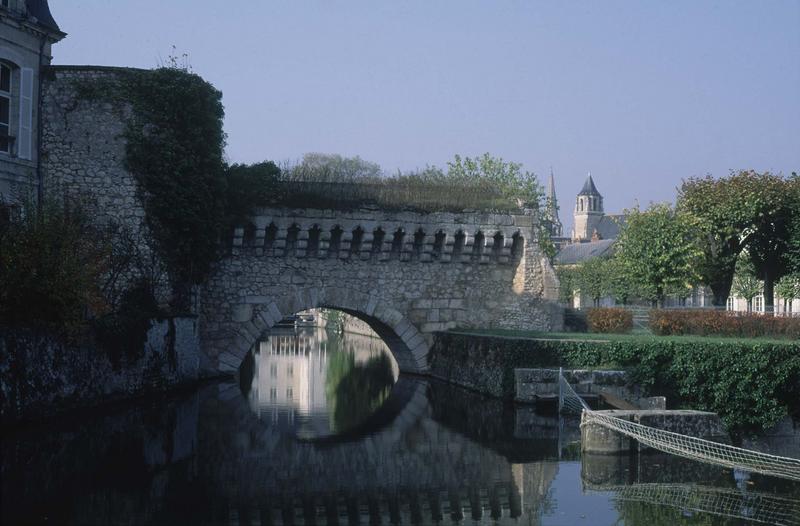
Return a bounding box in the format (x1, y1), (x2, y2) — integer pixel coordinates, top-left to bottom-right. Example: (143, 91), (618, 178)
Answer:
(214, 286), (430, 375)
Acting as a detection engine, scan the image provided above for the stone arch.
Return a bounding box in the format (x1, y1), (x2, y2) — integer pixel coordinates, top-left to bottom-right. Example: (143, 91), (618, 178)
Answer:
(215, 287), (430, 375)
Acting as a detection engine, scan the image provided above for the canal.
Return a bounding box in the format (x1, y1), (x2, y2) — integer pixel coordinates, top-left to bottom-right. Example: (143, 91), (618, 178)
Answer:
(2, 313), (799, 525)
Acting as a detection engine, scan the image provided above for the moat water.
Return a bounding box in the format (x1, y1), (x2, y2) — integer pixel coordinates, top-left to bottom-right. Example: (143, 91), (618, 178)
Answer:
(2, 325), (799, 525)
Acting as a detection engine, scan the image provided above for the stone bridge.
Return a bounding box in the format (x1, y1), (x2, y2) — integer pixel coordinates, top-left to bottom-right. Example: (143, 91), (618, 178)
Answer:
(200, 207), (562, 375)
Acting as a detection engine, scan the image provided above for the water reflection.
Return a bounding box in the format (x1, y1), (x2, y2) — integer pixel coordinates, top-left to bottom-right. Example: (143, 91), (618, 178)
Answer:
(243, 323), (398, 439)
(2, 373), (799, 524)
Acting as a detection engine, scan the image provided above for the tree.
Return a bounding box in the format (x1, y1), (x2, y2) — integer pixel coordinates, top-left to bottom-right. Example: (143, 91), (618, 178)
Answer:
(605, 257), (637, 305)
(677, 172), (765, 306)
(446, 153), (541, 208)
(731, 254), (762, 312)
(0, 195), (109, 334)
(775, 275), (800, 314)
(556, 266), (578, 305)
(782, 173), (800, 279)
(741, 172), (796, 313)
(615, 204), (702, 307)
(576, 257), (609, 307)
(285, 153), (383, 183)
(678, 170), (798, 311)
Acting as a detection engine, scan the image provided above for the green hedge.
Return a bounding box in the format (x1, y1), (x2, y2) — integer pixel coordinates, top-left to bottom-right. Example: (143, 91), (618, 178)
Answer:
(431, 332), (800, 430)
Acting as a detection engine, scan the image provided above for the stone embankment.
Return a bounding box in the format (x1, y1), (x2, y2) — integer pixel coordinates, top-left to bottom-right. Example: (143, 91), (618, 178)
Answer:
(0, 317), (202, 423)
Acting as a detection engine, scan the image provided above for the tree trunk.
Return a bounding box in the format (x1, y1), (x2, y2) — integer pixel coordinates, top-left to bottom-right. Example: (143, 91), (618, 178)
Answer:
(763, 273), (775, 315)
(710, 280), (733, 308)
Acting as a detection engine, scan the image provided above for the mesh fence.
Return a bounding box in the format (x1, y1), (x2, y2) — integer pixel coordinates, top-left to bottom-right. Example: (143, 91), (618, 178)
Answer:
(586, 484), (800, 526)
(558, 373), (800, 482)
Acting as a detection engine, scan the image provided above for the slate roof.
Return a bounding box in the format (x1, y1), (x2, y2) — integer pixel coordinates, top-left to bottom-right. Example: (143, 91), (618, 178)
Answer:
(24, 0), (61, 34)
(594, 214), (626, 240)
(578, 174), (601, 196)
(555, 239), (616, 265)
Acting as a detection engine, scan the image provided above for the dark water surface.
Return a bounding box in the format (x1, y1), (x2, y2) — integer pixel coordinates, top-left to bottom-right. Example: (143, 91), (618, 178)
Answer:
(2, 327), (799, 525)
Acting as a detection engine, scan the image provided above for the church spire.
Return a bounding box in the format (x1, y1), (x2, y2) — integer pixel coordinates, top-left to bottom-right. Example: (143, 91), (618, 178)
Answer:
(545, 167), (563, 238)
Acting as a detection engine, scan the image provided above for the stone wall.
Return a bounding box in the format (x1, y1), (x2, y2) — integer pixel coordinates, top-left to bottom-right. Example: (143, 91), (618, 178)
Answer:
(202, 207), (564, 375)
(39, 66), (170, 301)
(0, 317), (200, 423)
(429, 332), (567, 398)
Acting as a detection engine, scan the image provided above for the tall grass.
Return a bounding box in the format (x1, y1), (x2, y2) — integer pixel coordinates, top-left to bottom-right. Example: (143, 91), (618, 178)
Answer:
(271, 153), (542, 213)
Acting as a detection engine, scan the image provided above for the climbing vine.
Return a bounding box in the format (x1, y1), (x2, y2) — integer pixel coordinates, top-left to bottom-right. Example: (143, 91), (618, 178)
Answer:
(77, 67), (277, 310)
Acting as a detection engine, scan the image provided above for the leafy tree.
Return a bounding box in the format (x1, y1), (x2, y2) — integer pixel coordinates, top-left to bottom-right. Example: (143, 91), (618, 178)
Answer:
(576, 257), (609, 307)
(731, 254), (762, 312)
(0, 196), (109, 334)
(556, 266), (578, 305)
(446, 153), (541, 208)
(677, 172), (764, 306)
(285, 153), (383, 183)
(615, 204), (703, 307)
(787, 172), (800, 276)
(775, 275), (800, 314)
(741, 172), (796, 313)
(604, 257), (637, 305)
(679, 170), (799, 310)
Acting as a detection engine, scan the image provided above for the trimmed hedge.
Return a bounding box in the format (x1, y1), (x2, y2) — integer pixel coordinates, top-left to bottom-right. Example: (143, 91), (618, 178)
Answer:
(431, 332), (800, 430)
(587, 307), (633, 334)
(649, 309), (800, 339)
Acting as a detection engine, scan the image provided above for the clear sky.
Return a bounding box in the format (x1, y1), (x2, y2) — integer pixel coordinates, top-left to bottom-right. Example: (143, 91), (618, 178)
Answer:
(49, 1), (799, 230)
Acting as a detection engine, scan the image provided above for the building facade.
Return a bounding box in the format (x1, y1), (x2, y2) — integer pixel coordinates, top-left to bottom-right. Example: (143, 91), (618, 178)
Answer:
(0, 0), (63, 207)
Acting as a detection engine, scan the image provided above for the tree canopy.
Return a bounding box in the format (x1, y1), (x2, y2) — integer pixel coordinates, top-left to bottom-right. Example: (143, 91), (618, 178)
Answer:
(614, 204), (702, 306)
(678, 170), (800, 309)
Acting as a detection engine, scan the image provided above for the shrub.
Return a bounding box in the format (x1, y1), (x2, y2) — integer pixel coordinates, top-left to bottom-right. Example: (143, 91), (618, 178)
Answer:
(649, 309), (800, 339)
(587, 307), (633, 334)
(93, 281), (163, 367)
(431, 332), (800, 430)
(0, 197), (109, 335)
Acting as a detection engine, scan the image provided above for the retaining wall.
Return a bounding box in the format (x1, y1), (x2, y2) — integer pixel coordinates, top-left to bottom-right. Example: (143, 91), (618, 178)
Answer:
(0, 317), (201, 423)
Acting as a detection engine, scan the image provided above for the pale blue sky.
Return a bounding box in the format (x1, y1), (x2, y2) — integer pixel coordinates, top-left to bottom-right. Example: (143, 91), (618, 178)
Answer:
(50, 1), (799, 228)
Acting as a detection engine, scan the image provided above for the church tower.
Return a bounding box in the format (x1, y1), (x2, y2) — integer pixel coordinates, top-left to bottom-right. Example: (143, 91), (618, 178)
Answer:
(572, 173), (604, 241)
(544, 168), (563, 237)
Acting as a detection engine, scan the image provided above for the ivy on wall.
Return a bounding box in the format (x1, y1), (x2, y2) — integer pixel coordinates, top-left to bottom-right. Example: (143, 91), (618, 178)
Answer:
(77, 68), (277, 310)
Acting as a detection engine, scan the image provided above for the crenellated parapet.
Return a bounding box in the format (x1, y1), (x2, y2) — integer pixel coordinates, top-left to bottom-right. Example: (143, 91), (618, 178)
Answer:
(231, 208), (532, 264)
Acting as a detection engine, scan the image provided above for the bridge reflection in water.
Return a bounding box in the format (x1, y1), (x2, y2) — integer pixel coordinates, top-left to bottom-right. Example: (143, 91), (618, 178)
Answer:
(241, 324), (399, 439)
(2, 328), (799, 525)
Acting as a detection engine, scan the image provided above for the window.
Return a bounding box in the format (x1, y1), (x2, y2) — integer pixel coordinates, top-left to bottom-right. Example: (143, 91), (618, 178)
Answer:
(726, 296), (734, 311)
(0, 63), (11, 154)
(754, 296), (764, 313)
(269, 388), (277, 401)
(286, 388), (293, 401)
(270, 363), (277, 378)
(0, 60), (33, 159)
(287, 364), (293, 377)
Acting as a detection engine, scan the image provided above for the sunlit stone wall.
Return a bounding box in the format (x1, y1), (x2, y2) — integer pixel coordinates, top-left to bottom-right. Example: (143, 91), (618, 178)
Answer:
(202, 208), (563, 375)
